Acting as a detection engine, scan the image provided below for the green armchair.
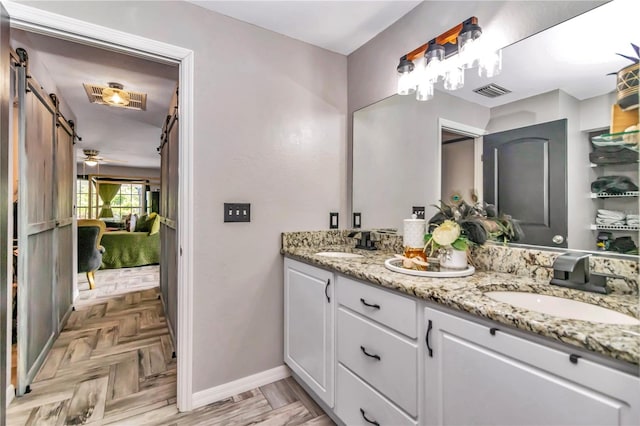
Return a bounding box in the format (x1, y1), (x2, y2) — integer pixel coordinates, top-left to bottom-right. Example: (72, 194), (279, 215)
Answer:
(77, 219), (106, 289)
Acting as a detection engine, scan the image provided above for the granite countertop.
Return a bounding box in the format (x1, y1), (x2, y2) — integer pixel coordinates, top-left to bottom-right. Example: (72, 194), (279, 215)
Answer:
(283, 244), (640, 366)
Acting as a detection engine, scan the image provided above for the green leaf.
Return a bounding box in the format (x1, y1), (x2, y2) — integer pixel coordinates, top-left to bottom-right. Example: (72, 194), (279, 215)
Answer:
(451, 238), (468, 251)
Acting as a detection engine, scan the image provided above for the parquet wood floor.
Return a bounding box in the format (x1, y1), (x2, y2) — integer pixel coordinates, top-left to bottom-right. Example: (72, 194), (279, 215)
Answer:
(7, 267), (333, 425)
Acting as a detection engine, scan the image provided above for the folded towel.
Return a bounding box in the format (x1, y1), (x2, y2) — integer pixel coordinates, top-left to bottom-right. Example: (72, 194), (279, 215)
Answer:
(597, 209), (626, 220)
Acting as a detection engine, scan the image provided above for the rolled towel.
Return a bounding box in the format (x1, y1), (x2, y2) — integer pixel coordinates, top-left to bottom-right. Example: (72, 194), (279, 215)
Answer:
(597, 209), (626, 219)
(596, 217), (625, 226)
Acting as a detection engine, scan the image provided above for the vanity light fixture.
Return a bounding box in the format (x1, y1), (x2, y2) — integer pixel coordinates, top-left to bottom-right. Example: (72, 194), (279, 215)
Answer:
(396, 17), (502, 101)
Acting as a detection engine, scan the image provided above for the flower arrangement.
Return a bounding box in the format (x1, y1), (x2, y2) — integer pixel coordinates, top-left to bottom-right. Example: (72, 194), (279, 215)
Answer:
(424, 199), (524, 257)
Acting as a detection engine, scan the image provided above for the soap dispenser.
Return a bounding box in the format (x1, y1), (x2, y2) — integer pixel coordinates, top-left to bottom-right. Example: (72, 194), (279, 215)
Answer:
(403, 214), (426, 262)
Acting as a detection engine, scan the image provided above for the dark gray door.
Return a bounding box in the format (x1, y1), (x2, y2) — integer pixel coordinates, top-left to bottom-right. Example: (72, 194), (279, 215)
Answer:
(483, 119), (567, 247)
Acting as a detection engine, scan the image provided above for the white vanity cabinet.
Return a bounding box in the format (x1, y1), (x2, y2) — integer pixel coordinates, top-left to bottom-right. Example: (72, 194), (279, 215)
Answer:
(424, 307), (640, 426)
(284, 258), (335, 407)
(336, 276), (420, 424)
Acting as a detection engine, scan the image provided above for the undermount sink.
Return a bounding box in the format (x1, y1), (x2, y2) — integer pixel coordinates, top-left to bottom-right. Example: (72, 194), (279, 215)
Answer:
(485, 291), (640, 325)
(315, 251), (364, 259)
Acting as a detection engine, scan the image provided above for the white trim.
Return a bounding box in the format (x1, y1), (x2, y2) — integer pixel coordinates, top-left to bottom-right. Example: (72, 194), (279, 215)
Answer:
(6, 384), (14, 407)
(192, 366), (291, 410)
(177, 50), (195, 412)
(4, 1), (195, 411)
(437, 118), (487, 203)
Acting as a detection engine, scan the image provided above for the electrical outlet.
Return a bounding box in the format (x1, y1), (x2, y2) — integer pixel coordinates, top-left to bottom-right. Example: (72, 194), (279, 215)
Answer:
(412, 206), (425, 219)
(224, 203), (251, 222)
(329, 212), (339, 229)
(353, 212), (361, 228)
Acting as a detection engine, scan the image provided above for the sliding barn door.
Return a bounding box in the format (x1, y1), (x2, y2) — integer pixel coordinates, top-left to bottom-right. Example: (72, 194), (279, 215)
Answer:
(15, 52), (75, 395)
(54, 117), (75, 328)
(16, 58), (57, 395)
(160, 88), (178, 342)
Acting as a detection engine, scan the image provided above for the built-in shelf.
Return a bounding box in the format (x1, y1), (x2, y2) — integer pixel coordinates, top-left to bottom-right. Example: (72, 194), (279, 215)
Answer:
(590, 161), (638, 168)
(590, 191), (639, 198)
(590, 224), (639, 231)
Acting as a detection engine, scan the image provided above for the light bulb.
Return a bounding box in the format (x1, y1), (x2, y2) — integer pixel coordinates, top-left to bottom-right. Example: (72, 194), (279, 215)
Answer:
(397, 72), (416, 95)
(85, 159), (98, 167)
(396, 57), (416, 96)
(416, 80), (434, 101)
(479, 49), (502, 78)
(444, 57), (464, 91)
(458, 21), (482, 69)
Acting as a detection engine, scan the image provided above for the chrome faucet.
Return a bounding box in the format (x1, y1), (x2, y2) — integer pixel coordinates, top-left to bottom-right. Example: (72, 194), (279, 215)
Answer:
(550, 253), (609, 294)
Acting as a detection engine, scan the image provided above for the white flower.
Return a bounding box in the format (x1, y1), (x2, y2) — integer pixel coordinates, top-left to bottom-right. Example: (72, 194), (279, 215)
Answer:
(432, 220), (461, 246)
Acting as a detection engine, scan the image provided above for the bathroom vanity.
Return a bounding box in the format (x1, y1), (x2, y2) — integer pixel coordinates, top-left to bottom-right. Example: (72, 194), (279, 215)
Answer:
(282, 231), (639, 426)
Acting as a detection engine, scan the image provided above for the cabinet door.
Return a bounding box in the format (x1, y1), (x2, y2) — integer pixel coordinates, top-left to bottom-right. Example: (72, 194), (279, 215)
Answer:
(284, 258), (334, 407)
(424, 307), (639, 426)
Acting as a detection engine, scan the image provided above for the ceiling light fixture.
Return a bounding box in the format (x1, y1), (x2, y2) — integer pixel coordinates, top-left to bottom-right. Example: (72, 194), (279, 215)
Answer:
(395, 17), (502, 101)
(101, 82), (131, 106)
(84, 159), (98, 167)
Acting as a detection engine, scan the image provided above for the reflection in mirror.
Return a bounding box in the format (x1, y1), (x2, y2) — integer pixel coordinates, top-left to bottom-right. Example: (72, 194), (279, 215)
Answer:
(352, 1), (638, 258)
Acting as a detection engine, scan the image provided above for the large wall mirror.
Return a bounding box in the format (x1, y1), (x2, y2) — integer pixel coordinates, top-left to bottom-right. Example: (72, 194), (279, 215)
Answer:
(353, 1), (638, 258)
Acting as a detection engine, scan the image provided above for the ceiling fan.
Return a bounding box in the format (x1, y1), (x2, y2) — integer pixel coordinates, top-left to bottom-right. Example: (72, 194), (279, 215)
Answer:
(82, 149), (127, 167)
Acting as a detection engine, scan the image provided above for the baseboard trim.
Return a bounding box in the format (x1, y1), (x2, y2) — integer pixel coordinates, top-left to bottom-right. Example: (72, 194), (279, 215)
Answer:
(6, 384), (15, 407)
(191, 365), (290, 410)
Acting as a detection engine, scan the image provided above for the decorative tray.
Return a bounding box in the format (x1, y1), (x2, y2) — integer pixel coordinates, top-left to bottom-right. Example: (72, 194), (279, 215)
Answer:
(384, 258), (475, 278)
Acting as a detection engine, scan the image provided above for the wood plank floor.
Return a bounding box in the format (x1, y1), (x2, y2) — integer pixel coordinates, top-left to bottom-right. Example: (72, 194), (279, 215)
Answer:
(7, 267), (334, 425)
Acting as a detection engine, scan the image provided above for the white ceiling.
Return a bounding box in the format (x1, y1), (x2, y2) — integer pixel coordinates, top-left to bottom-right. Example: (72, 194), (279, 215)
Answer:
(188, 0), (422, 55)
(11, 29), (178, 170)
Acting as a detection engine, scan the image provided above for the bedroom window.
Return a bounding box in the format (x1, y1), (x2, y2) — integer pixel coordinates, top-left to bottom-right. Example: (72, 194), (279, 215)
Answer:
(107, 184), (144, 219)
(76, 178), (91, 219)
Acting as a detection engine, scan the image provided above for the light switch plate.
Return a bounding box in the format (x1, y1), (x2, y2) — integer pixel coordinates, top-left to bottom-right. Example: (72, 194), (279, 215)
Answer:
(329, 212), (339, 229)
(224, 203), (251, 222)
(412, 206), (425, 219)
(353, 212), (361, 228)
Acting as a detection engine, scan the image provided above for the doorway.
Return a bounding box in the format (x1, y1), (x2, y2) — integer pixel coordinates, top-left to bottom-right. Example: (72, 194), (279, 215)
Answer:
(3, 2), (194, 412)
(438, 118), (486, 205)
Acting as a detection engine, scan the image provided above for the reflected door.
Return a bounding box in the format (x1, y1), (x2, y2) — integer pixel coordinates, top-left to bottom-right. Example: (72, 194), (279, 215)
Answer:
(483, 119), (567, 247)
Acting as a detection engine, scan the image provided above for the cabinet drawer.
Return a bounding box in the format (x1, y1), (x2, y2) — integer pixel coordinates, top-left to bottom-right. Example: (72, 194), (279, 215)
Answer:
(336, 364), (417, 426)
(337, 308), (418, 416)
(337, 275), (417, 338)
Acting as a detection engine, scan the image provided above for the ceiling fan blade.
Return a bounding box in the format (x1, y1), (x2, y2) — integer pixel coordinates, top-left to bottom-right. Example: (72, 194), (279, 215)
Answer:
(99, 157), (129, 164)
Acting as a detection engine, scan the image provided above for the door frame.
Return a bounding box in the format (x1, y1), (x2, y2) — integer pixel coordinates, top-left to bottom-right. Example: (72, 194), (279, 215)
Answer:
(437, 118), (486, 204)
(3, 2), (195, 411)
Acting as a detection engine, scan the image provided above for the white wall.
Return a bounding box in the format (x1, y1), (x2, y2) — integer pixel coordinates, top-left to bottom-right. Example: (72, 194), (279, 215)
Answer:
(21, 1), (348, 394)
(353, 91), (488, 230)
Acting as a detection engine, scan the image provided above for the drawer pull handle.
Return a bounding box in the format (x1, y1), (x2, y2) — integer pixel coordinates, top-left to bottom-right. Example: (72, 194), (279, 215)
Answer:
(570, 354), (581, 364)
(490, 327), (499, 336)
(325, 279), (331, 303)
(360, 345), (381, 361)
(360, 298), (380, 309)
(425, 319), (433, 357)
(360, 408), (380, 426)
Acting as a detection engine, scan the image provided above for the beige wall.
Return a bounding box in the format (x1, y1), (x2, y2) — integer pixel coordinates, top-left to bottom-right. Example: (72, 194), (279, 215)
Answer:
(22, 1), (348, 393)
